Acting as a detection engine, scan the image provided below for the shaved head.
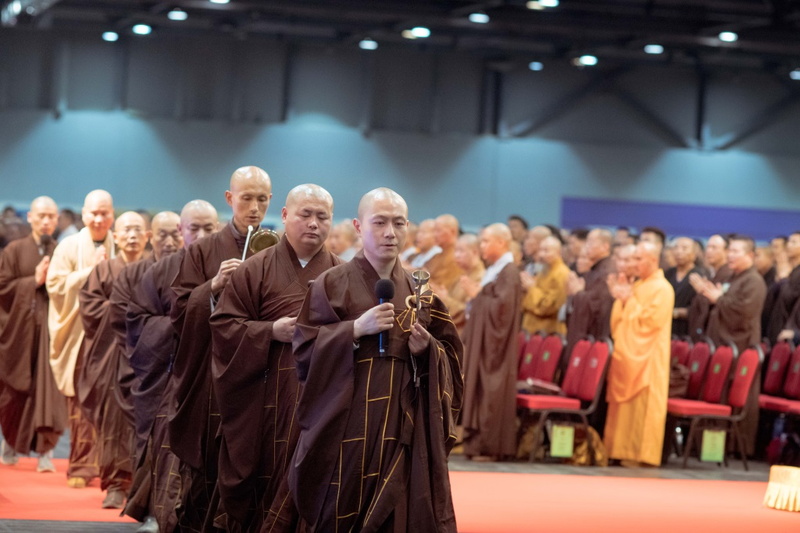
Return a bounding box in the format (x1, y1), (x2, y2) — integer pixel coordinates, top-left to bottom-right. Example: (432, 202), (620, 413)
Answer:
(435, 214), (459, 248)
(226, 166), (273, 234)
(480, 223), (512, 265)
(28, 196), (58, 239)
(151, 211), (181, 259)
(635, 241), (660, 278)
(357, 187), (408, 221)
(114, 211), (148, 262)
(285, 183), (334, 212)
(230, 166), (271, 191)
(84, 189), (113, 210)
(484, 223), (513, 243)
(282, 183), (335, 260)
(30, 196), (57, 212)
(114, 211), (146, 232)
(180, 199), (219, 246)
(82, 189), (114, 241)
(355, 188), (409, 273)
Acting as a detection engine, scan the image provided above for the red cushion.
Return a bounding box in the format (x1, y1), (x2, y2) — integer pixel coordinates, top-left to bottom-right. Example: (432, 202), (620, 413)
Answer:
(759, 394), (794, 412)
(786, 400), (800, 415)
(516, 394), (581, 411)
(667, 398), (732, 417)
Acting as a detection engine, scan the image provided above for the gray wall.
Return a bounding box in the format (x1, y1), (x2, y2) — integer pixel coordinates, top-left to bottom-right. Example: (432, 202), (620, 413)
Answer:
(2, 28), (800, 229)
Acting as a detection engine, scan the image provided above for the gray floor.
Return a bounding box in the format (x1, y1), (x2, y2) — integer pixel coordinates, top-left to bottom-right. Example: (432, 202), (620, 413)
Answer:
(1, 431), (772, 532)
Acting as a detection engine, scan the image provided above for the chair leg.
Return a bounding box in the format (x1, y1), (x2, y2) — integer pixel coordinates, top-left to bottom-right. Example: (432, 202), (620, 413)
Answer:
(530, 412), (549, 463)
(733, 421), (749, 472)
(682, 418), (698, 468)
(580, 415), (592, 465)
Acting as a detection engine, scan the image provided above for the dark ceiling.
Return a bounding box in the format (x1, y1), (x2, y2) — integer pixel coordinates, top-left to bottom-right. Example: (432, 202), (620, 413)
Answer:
(4, 0), (800, 72)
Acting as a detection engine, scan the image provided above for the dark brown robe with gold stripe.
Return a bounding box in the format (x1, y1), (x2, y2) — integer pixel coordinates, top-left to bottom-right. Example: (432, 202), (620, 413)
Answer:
(0, 235), (66, 454)
(210, 237), (342, 531)
(290, 252), (463, 533)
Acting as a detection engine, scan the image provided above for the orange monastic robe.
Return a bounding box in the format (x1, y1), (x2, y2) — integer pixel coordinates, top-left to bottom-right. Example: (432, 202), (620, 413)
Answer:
(604, 269), (674, 466)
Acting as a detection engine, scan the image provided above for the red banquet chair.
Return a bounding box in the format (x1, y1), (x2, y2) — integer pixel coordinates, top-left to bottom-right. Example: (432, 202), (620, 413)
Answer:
(667, 345), (762, 470)
(759, 343), (800, 415)
(684, 339), (714, 399)
(516, 337), (612, 462)
(518, 332), (545, 382)
(671, 337), (692, 367)
(759, 341), (794, 406)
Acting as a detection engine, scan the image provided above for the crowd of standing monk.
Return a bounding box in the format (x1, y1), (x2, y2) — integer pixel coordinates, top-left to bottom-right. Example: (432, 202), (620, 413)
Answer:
(0, 167), (791, 532)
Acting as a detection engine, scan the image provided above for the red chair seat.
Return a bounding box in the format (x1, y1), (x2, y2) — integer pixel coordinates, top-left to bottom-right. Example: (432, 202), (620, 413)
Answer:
(516, 394), (581, 410)
(783, 399), (800, 415)
(667, 398), (732, 417)
(759, 394), (794, 411)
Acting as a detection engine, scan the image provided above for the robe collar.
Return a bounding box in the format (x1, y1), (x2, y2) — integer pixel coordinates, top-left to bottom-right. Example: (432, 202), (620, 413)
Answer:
(481, 251), (514, 287)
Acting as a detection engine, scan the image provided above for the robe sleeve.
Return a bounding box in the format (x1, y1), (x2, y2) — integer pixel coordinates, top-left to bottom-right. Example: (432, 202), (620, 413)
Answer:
(170, 243), (211, 335)
(126, 264), (173, 370)
(79, 261), (113, 335)
(715, 275), (764, 333)
(522, 265), (568, 318)
(0, 245), (37, 391)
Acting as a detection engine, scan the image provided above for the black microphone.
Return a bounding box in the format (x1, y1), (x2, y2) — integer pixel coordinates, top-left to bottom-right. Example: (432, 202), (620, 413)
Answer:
(39, 234), (53, 257)
(375, 279), (395, 355)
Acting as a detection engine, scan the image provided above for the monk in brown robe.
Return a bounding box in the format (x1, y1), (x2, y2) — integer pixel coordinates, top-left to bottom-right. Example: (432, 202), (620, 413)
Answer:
(0, 196), (66, 472)
(425, 214), (463, 289)
(687, 234), (732, 341)
(124, 200), (219, 533)
(211, 185), (341, 532)
(78, 211), (150, 508)
(691, 235), (766, 456)
(767, 232), (800, 344)
(290, 187), (463, 532)
(46, 189), (115, 488)
(461, 223), (522, 461)
(432, 233), (485, 337)
(170, 166), (272, 531)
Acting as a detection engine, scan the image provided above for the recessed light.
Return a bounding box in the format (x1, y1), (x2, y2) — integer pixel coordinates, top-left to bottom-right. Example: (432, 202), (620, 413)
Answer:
(644, 44), (664, 55)
(210, 0), (230, 4)
(410, 26), (430, 38)
(790, 69), (800, 81)
(528, 61), (544, 71)
(132, 24), (152, 35)
(168, 8), (188, 21)
(469, 12), (490, 24)
(102, 31), (119, 42)
(359, 38), (378, 50)
(573, 55), (598, 66)
(718, 31), (738, 43)
(527, 0), (559, 9)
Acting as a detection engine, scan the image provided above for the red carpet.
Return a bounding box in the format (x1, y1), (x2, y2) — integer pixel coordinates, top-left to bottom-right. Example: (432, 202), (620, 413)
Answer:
(2, 459), (799, 531)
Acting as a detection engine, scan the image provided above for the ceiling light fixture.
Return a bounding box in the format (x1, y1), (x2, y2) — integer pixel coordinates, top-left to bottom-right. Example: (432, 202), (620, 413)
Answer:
(573, 55), (598, 67)
(359, 38), (378, 50)
(718, 31), (738, 43)
(468, 12), (490, 24)
(132, 23), (152, 35)
(209, 0), (230, 4)
(102, 31), (119, 42)
(790, 69), (800, 81)
(167, 8), (188, 21)
(527, 0), (559, 9)
(644, 44), (664, 55)
(402, 26), (431, 39)
(528, 61), (544, 71)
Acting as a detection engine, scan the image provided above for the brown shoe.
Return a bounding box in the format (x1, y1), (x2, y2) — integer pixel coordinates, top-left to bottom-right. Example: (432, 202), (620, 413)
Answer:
(67, 477), (87, 488)
(101, 488), (126, 509)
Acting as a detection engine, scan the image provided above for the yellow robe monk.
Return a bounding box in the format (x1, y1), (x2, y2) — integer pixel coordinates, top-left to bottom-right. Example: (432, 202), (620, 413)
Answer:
(47, 227), (115, 397)
(604, 269), (674, 466)
(521, 258), (570, 335)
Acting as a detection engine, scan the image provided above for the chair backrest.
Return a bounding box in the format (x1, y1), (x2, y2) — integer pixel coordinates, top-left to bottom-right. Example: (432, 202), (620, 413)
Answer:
(727, 347), (762, 409)
(532, 334), (565, 383)
(686, 341), (713, 399)
(518, 331), (530, 365)
(575, 339), (612, 402)
(784, 345), (800, 400)
(561, 339), (593, 397)
(763, 341), (793, 395)
(701, 344), (736, 404)
(518, 333), (545, 381)
(671, 338), (692, 367)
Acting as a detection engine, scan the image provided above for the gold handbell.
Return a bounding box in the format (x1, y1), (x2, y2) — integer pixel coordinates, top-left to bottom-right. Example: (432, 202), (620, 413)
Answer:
(249, 228), (280, 253)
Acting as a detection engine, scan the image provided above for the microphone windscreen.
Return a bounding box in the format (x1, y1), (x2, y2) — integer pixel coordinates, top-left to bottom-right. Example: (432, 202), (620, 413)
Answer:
(39, 234), (53, 247)
(375, 279), (395, 301)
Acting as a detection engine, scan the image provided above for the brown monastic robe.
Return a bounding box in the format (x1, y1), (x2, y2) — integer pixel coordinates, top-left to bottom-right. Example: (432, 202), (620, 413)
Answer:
(461, 259), (522, 459)
(79, 256), (141, 493)
(425, 245), (463, 292)
(706, 265), (767, 456)
(169, 223), (255, 530)
(290, 252), (463, 533)
(687, 264), (732, 342)
(210, 237), (342, 531)
(437, 263), (485, 337)
(0, 235), (66, 454)
(125, 249), (185, 531)
(565, 255), (614, 351)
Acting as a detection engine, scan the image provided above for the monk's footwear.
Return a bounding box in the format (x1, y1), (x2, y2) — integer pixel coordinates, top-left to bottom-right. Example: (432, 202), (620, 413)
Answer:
(102, 488), (126, 509)
(137, 516), (159, 533)
(36, 451), (56, 473)
(0, 440), (18, 465)
(67, 476), (87, 488)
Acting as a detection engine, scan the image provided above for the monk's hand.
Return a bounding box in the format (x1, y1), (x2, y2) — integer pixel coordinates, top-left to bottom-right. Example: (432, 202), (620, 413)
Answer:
(703, 282), (724, 304)
(778, 329), (795, 342)
(273, 316), (297, 343)
(688, 272), (706, 292)
(408, 321), (431, 356)
(34, 256), (50, 286)
(567, 271), (585, 295)
(459, 275), (480, 300)
(211, 258), (243, 295)
(353, 302), (394, 340)
(520, 271), (535, 290)
(612, 273), (632, 302)
(92, 246), (107, 266)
